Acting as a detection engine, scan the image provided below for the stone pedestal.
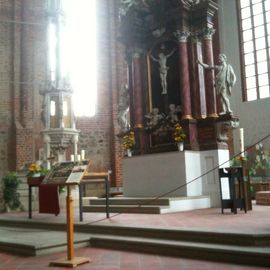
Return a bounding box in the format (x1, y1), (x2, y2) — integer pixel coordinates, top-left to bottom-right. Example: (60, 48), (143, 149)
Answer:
(123, 149), (230, 207)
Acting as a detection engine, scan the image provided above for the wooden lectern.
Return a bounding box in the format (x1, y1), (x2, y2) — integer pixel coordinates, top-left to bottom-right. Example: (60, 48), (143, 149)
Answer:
(41, 161), (92, 268)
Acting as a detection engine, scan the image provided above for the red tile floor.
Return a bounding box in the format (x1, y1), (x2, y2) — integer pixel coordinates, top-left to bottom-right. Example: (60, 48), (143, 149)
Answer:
(0, 203), (269, 270)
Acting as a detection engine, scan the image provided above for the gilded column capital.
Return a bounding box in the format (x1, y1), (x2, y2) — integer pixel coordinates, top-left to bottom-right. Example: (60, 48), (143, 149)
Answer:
(202, 27), (216, 40)
(174, 30), (191, 43)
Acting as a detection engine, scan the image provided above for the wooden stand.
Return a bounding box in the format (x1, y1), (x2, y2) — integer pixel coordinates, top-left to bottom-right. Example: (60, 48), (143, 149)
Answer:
(50, 185), (91, 268)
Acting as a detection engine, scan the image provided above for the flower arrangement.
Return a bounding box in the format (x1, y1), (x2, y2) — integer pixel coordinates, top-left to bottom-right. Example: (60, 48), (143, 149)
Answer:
(172, 123), (186, 143)
(28, 163), (41, 176)
(122, 131), (135, 151)
(248, 143), (270, 176)
(28, 163), (48, 177)
(230, 154), (247, 167)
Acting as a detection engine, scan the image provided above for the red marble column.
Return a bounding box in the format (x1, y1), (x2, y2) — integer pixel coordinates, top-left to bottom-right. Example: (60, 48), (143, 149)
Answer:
(174, 30), (193, 120)
(202, 27), (218, 118)
(131, 48), (145, 154)
(191, 33), (207, 119)
(131, 49), (144, 129)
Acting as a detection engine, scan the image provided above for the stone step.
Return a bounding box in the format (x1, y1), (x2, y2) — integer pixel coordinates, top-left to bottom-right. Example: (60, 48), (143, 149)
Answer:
(1, 219), (270, 247)
(83, 205), (163, 214)
(84, 196), (211, 214)
(86, 197), (171, 206)
(90, 235), (270, 267)
(0, 226), (90, 256)
(1, 218), (270, 266)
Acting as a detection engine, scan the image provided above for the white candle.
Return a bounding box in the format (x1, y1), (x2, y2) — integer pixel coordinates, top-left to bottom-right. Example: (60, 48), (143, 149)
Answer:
(81, 150), (85, 160)
(239, 128), (244, 157)
(70, 154), (75, 161)
(77, 154), (81, 161)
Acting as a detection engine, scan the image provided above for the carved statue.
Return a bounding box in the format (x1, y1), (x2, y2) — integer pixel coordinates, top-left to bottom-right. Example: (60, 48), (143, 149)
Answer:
(118, 84), (130, 132)
(150, 45), (176, 95)
(198, 53), (236, 115)
(145, 108), (164, 129)
(166, 104), (181, 124)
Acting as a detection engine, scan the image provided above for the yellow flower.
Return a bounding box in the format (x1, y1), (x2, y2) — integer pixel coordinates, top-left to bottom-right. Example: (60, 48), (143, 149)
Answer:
(122, 131), (135, 150)
(172, 123), (186, 143)
(28, 163), (41, 176)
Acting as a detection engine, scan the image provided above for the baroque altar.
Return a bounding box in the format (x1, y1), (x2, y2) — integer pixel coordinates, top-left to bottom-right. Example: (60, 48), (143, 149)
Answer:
(119, 0), (238, 207)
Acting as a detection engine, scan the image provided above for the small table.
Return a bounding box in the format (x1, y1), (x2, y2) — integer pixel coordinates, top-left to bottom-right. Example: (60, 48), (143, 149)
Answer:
(79, 171), (111, 222)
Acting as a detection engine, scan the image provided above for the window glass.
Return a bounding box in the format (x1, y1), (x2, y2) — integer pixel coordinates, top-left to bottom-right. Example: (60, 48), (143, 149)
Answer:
(244, 52), (255, 64)
(253, 14), (264, 27)
(265, 1), (270, 11)
(259, 86), (270, 98)
(239, 0), (270, 101)
(254, 25), (265, 39)
(267, 12), (270, 22)
(243, 29), (253, 42)
(258, 74), (269, 86)
(245, 64), (256, 76)
(256, 49), (267, 61)
(251, 0), (261, 4)
(240, 0), (250, 8)
(242, 18), (252, 30)
(257, 61), (268, 74)
(244, 41), (254, 53)
(247, 88), (258, 100)
(252, 3), (263, 15)
(246, 76), (256, 88)
(241, 7), (251, 19)
(255, 37), (266, 50)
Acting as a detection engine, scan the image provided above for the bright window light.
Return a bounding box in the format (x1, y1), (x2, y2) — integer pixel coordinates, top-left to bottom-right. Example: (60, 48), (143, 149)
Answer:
(50, 100), (56, 116)
(61, 0), (97, 116)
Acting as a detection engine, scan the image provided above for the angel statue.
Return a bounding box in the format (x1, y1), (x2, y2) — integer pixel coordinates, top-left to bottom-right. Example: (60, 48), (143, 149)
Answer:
(118, 84), (130, 133)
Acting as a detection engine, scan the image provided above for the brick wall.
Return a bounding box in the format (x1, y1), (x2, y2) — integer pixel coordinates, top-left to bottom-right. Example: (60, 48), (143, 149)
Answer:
(0, 0), (127, 210)
(76, 0), (127, 187)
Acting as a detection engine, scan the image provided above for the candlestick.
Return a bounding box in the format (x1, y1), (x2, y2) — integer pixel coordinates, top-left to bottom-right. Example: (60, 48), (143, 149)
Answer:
(239, 128), (244, 157)
(81, 150), (85, 160)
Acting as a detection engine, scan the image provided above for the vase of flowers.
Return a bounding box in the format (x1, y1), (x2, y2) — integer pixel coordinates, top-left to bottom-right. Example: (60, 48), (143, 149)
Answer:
(122, 131), (135, 157)
(28, 163), (41, 177)
(173, 123), (186, 151)
(27, 163), (47, 185)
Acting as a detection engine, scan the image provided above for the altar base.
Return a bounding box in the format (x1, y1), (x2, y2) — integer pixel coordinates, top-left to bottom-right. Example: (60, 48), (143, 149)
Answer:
(123, 150), (230, 207)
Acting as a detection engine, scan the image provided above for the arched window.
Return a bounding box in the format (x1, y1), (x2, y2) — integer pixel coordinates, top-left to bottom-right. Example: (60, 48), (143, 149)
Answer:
(238, 0), (270, 101)
(48, 0), (97, 116)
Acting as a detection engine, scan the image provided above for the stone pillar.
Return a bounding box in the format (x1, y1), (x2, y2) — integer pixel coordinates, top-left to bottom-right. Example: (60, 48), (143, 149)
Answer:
(43, 134), (51, 170)
(174, 30), (192, 120)
(131, 48), (145, 154)
(202, 27), (218, 118)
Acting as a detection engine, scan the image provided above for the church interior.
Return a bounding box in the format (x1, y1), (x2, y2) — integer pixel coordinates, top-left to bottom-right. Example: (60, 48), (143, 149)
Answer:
(0, 0), (270, 269)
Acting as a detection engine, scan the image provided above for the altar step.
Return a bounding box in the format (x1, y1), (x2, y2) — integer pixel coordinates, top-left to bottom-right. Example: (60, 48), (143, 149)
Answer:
(82, 196), (211, 214)
(90, 235), (270, 267)
(0, 218), (270, 267)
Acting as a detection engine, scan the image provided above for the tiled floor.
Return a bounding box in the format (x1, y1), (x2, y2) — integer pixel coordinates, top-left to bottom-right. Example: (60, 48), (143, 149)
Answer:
(0, 203), (270, 269)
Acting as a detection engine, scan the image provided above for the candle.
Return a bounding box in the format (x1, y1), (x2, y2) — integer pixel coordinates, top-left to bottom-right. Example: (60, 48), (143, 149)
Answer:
(239, 128), (244, 157)
(70, 154), (74, 161)
(81, 150), (85, 160)
(77, 154), (81, 161)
